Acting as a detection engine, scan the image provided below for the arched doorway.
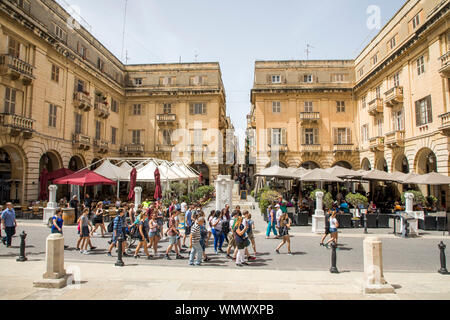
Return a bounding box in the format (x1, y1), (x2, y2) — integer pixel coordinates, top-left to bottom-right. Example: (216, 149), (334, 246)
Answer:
(376, 158), (388, 172)
(361, 158), (371, 171)
(333, 161), (353, 169)
(415, 148), (437, 174)
(300, 161), (320, 170)
(393, 155), (409, 173)
(39, 151), (62, 173)
(265, 161), (287, 168)
(0, 146), (25, 204)
(190, 163), (210, 185)
(69, 155), (85, 172)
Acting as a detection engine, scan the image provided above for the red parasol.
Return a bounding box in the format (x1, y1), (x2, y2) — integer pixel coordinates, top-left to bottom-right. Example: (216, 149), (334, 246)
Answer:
(53, 169), (116, 186)
(127, 167), (137, 201)
(199, 172), (203, 184)
(47, 168), (74, 181)
(39, 168), (49, 200)
(154, 167), (162, 200)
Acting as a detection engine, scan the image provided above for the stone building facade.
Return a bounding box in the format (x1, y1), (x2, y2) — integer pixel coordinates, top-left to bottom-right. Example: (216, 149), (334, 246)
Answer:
(248, 0), (450, 204)
(0, 0), (231, 204)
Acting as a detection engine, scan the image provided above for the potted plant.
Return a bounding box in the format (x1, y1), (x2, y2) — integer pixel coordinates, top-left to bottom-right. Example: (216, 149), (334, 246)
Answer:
(401, 190), (427, 207)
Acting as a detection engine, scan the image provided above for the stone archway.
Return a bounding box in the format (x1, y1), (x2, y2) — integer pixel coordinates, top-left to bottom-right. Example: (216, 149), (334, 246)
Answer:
(265, 161), (287, 168)
(414, 148), (437, 174)
(361, 158), (371, 171)
(39, 150), (63, 173)
(300, 161), (320, 170)
(332, 161), (353, 169)
(0, 145), (26, 204)
(393, 154), (409, 173)
(69, 155), (86, 172)
(376, 157), (388, 172)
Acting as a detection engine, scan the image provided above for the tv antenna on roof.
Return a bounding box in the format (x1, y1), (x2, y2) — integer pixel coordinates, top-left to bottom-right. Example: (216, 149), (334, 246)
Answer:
(305, 43), (314, 60)
(121, 0), (129, 63)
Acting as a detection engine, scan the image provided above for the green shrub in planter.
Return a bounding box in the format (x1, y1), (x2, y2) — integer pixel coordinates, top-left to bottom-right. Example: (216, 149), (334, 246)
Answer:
(310, 189), (327, 201)
(310, 189), (334, 210)
(345, 193), (368, 209)
(255, 186), (270, 203)
(401, 190), (427, 206)
(259, 190), (282, 214)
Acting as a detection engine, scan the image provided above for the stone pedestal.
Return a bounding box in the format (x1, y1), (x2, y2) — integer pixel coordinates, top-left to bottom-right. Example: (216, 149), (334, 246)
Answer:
(401, 193), (419, 237)
(215, 175), (234, 210)
(134, 186), (142, 208)
(33, 234), (70, 289)
(43, 185), (58, 225)
(312, 191), (325, 233)
(363, 236), (395, 294)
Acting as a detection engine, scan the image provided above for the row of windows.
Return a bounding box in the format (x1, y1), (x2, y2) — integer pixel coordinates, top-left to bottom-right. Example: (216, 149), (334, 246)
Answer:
(271, 101), (346, 113)
(269, 74), (347, 84)
(360, 110), (404, 142)
(133, 75), (207, 87)
(268, 128), (352, 145)
(128, 103), (206, 115)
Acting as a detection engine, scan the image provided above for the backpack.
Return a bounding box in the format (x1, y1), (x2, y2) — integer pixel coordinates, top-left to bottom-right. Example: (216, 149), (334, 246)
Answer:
(221, 220), (230, 234)
(107, 217), (116, 233)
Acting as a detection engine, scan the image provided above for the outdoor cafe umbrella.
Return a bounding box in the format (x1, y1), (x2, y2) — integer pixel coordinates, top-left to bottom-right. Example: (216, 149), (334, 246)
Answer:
(325, 166), (364, 179)
(300, 168), (343, 182)
(361, 169), (396, 182)
(39, 168), (49, 200)
(154, 167), (162, 200)
(47, 168), (74, 181)
(127, 167), (137, 201)
(403, 171), (450, 185)
(53, 169), (117, 186)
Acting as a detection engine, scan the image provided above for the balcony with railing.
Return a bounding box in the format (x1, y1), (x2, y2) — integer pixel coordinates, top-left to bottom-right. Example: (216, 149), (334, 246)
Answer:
(123, 144), (144, 154)
(368, 98), (383, 115)
(385, 130), (405, 148)
(73, 92), (92, 111)
(333, 143), (354, 153)
(300, 144), (321, 153)
(369, 136), (385, 152)
(187, 144), (208, 152)
(299, 112), (320, 122)
(157, 144), (175, 153)
(156, 114), (176, 123)
(94, 139), (109, 153)
(0, 113), (34, 139)
(438, 112), (450, 136)
(0, 54), (34, 85)
(384, 86), (403, 107)
(439, 51), (450, 77)
(72, 133), (91, 150)
(268, 144), (288, 153)
(94, 103), (110, 119)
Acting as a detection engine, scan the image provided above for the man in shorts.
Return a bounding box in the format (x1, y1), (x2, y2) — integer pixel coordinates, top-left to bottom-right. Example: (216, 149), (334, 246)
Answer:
(182, 205), (193, 248)
(165, 211), (184, 260)
(320, 209), (332, 246)
(106, 209), (128, 256)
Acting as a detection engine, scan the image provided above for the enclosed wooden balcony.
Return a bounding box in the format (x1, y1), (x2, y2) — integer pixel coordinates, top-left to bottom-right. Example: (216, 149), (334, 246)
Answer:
(0, 113), (34, 139)
(73, 92), (92, 111)
(438, 112), (450, 136)
(385, 130), (405, 148)
(384, 86), (403, 107)
(439, 51), (450, 77)
(333, 144), (354, 153)
(369, 136), (385, 152)
(72, 133), (91, 150)
(0, 54), (34, 85)
(300, 144), (321, 154)
(94, 139), (109, 153)
(299, 112), (320, 122)
(368, 98), (383, 115)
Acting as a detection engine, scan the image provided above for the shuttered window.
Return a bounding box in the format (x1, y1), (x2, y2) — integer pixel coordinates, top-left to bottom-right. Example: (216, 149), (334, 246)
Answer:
(163, 103), (172, 114)
(51, 64), (60, 82)
(95, 120), (101, 140)
(334, 128), (351, 144)
(74, 113), (82, 134)
(162, 129), (172, 145)
(189, 103), (206, 115)
(111, 127), (117, 145)
(8, 37), (20, 58)
(415, 95), (432, 126)
(303, 128), (318, 145)
(272, 101), (281, 113)
(304, 101), (313, 112)
(417, 56), (425, 75)
(132, 130), (141, 144)
(337, 101), (345, 112)
(111, 99), (118, 113)
(270, 128), (286, 145)
(48, 104), (57, 128)
(4, 87), (16, 114)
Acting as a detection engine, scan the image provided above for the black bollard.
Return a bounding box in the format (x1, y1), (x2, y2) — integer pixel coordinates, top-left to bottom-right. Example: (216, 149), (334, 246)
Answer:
(330, 242), (339, 273)
(438, 241), (448, 275)
(115, 234), (125, 267)
(364, 212), (368, 234)
(16, 231), (27, 262)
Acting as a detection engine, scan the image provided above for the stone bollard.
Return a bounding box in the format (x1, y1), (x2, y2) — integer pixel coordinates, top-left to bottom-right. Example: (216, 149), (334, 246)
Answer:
(33, 233), (70, 289)
(115, 235), (125, 267)
(16, 231), (27, 262)
(363, 236), (395, 294)
(329, 242), (339, 273)
(438, 242), (448, 275)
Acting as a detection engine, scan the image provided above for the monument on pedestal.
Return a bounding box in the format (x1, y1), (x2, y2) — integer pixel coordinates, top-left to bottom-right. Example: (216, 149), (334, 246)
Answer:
(43, 185), (58, 225)
(363, 236), (395, 294)
(215, 175), (234, 210)
(134, 186), (142, 208)
(33, 233), (71, 289)
(312, 191), (325, 233)
(401, 192), (419, 237)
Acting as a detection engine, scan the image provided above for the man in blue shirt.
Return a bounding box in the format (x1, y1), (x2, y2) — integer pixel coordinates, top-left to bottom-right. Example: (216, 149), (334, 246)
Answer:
(182, 205), (193, 248)
(1, 202), (17, 247)
(106, 208), (128, 257)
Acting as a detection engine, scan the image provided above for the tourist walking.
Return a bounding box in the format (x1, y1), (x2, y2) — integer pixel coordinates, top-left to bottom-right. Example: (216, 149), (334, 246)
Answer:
(206, 210), (214, 242)
(1, 202), (16, 247)
(211, 210), (225, 254)
(164, 211), (184, 260)
(91, 201), (106, 237)
(226, 211), (238, 259)
(106, 208), (127, 257)
(148, 212), (160, 257)
(320, 208), (332, 246)
(266, 205), (278, 238)
(134, 211), (152, 259)
(275, 212), (292, 255)
(79, 208), (93, 255)
(233, 216), (249, 267)
(189, 217), (204, 266)
(182, 205), (193, 248)
(246, 212), (257, 256)
(51, 208), (64, 234)
(325, 209), (339, 247)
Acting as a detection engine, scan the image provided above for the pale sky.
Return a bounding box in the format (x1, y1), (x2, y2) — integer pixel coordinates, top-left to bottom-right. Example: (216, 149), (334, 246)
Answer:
(58, 0), (405, 150)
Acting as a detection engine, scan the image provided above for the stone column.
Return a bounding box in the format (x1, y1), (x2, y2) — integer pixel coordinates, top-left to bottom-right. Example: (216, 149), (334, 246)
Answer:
(134, 186), (142, 208)
(312, 191), (325, 233)
(404, 192), (414, 213)
(33, 233), (70, 288)
(215, 175), (233, 210)
(363, 236), (395, 294)
(43, 185), (58, 224)
(402, 192), (419, 236)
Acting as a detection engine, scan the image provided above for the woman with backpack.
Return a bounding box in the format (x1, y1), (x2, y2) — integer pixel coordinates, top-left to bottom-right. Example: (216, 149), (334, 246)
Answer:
(90, 201), (106, 237)
(221, 208), (230, 245)
(266, 205), (278, 239)
(275, 212), (292, 255)
(211, 210), (225, 254)
(134, 211), (152, 259)
(233, 216), (249, 267)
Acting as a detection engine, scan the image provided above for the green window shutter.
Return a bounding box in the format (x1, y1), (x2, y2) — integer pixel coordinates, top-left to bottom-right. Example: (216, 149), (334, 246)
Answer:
(415, 100), (421, 126)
